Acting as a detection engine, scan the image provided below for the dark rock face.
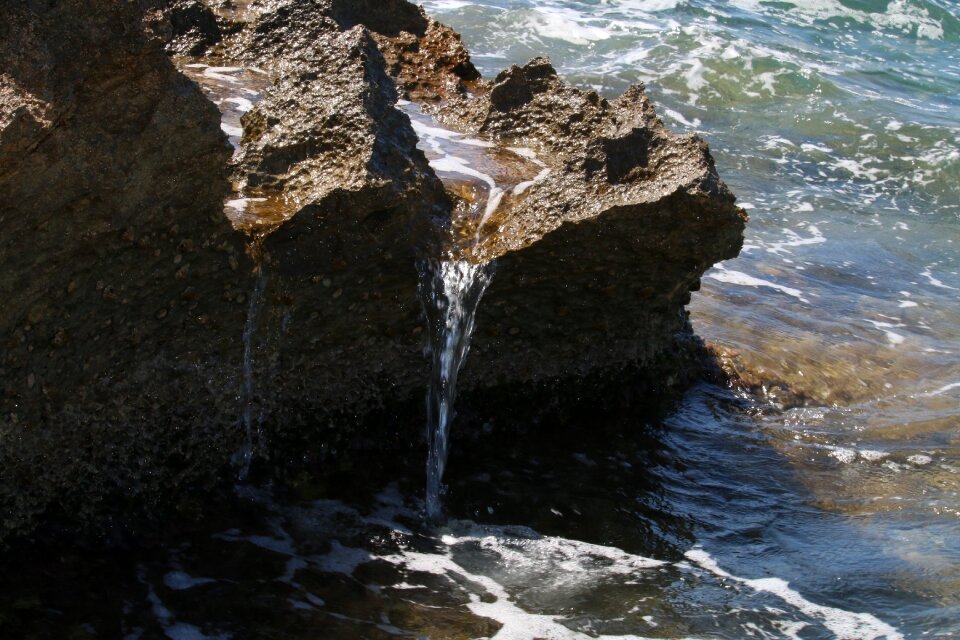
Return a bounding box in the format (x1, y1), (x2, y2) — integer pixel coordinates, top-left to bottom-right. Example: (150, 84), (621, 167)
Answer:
(166, 0), (224, 55)
(0, 0), (246, 541)
(0, 0), (745, 543)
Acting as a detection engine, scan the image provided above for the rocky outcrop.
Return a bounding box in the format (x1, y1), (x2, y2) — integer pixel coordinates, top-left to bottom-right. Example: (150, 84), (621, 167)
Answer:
(233, 6), (449, 238)
(436, 59), (746, 397)
(0, 0), (745, 543)
(0, 0), (247, 541)
(225, 0), (480, 100)
(213, 3), (744, 468)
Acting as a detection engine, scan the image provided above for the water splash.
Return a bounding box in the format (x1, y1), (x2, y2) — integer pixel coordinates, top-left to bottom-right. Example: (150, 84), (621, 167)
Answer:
(418, 259), (494, 521)
(236, 265), (268, 479)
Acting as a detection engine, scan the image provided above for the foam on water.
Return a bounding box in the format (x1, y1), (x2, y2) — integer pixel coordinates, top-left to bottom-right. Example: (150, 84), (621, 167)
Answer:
(401, 101), (551, 244)
(162, 487), (905, 640)
(924, 381), (960, 396)
(729, 0), (945, 39)
(522, 7), (613, 46)
(163, 572), (215, 591)
(686, 549), (903, 640)
(705, 264), (809, 302)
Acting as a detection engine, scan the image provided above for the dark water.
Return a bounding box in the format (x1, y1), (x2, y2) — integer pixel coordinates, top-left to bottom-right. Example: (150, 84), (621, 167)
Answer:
(4, 1), (958, 638)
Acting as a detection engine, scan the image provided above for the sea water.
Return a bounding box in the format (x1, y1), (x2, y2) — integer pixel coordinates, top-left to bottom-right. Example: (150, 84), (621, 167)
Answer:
(411, 0), (959, 634)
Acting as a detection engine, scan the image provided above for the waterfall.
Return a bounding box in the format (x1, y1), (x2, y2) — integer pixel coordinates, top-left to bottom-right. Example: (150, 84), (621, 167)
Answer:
(418, 258), (494, 521)
(236, 265), (268, 479)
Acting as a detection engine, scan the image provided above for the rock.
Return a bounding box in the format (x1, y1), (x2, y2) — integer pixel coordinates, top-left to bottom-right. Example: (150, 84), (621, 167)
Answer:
(0, 0), (746, 544)
(215, 8), (743, 468)
(227, 0), (479, 99)
(233, 7), (449, 238)
(0, 0), (246, 541)
(166, 0), (224, 55)
(412, 59), (745, 419)
(374, 16), (482, 101)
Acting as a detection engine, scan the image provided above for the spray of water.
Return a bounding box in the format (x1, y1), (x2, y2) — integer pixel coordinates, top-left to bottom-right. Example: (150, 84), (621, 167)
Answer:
(418, 258), (494, 521)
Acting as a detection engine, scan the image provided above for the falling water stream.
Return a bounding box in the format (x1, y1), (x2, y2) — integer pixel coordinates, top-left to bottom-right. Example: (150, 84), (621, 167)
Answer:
(399, 101), (552, 520)
(418, 259), (494, 521)
(236, 265), (268, 479)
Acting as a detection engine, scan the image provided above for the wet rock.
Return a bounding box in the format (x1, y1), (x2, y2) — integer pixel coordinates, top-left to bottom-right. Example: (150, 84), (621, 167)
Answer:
(227, 0), (479, 99)
(217, 11), (743, 473)
(425, 58), (746, 404)
(374, 16), (482, 101)
(0, 0), (246, 541)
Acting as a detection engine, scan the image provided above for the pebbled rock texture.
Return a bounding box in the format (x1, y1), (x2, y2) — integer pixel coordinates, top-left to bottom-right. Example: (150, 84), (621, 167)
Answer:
(0, 0), (248, 542)
(434, 59), (746, 400)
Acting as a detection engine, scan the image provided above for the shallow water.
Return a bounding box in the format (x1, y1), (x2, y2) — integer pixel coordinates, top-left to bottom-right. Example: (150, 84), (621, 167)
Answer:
(9, 1), (956, 638)
(412, 0), (959, 634)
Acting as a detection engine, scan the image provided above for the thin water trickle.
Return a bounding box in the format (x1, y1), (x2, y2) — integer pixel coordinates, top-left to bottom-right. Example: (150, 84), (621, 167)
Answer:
(418, 258), (494, 521)
(236, 265), (268, 479)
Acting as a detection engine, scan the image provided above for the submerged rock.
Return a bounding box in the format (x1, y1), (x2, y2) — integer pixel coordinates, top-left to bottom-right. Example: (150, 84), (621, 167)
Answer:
(0, 0), (745, 543)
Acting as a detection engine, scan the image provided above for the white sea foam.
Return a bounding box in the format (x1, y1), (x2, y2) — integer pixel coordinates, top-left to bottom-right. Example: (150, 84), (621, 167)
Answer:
(199, 486), (907, 639)
(729, 0), (944, 40)
(317, 541), (374, 575)
(512, 167), (551, 195)
(220, 123), (243, 137)
(523, 7), (613, 46)
(706, 265), (808, 302)
(203, 67), (244, 84)
(373, 524), (667, 640)
(424, 0), (474, 10)
(430, 155), (497, 188)
(144, 576), (229, 639)
(859, 449), (889, 462)
(616, 0), (683, 12)
(409, 119), (495, 148)
(921, 268), (957, 290)
(686, 549), (903, 640)
(923, 381), (960, 397)
(764, 225), (826, 255)
(224, 197), (267, 213)
(865, 319), (907, 345)
(223, 96), (255, 112)
(829, 447), (857, 464)
(664, 108), (702, 128)
(163, 571), (215, 591)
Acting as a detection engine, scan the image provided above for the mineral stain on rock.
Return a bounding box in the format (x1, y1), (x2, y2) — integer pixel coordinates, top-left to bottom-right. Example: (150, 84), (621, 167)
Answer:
(0, 0), (745, 542)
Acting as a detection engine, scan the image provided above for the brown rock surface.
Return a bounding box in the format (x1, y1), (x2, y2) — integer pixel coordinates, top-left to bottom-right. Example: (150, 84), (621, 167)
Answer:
(431, 59), (746, 398)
